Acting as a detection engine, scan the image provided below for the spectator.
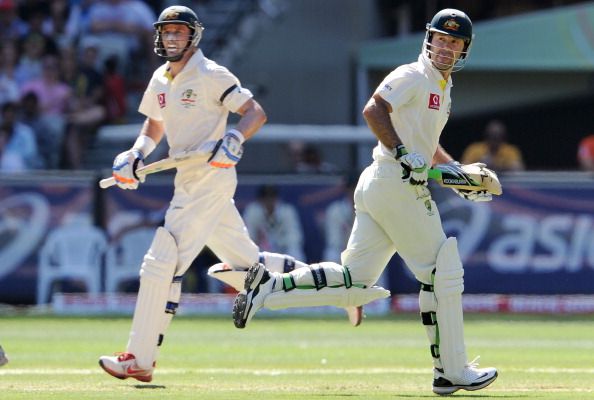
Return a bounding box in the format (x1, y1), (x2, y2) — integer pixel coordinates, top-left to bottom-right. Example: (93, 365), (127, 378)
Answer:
(60, 46), (106, 168)
(21, 54), (71, 117)
(42, 0), (82, 49)
(461, 119), (525, 172)
(0, 102), (40, 171)
(20, 91), (62, 168)
(0, 41), (20, 107)
(0, 0), (27, 42)
(103, 55), (127, 123)
(292, 142), (339, 174)
(14, 32), (47, 85)
(323, 176), (356, 263)
(80, 0), (155, 75)
(577, 134), (594, 171)
(243, 185), (306, 262)
(19, 6), (59, 55)
(20, 54), (71, 167)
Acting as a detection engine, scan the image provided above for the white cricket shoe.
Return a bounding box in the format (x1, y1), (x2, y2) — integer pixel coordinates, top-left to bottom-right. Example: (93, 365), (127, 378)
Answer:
(233, 263), (276, 328)
(0, 345), (8, 367)
(432, 357), (498, 395)
(345, 306), (364, 327)
(99, 352), (154, 382)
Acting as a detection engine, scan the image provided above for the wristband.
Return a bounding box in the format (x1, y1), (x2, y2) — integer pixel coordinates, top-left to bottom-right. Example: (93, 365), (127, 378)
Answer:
(393, 144), (408, 160)
(227, 129), (245, 144)
(132, 135), (157, 158)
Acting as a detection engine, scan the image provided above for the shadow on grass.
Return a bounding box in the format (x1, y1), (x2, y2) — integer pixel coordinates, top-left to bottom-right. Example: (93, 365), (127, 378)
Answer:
(134, 384), (166, 389)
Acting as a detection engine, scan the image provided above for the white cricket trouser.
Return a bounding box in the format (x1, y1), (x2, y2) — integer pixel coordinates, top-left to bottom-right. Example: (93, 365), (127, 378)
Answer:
(343, 158), (447, 285)
(127, 165), (259, 368)
(164, 166), (259, 275)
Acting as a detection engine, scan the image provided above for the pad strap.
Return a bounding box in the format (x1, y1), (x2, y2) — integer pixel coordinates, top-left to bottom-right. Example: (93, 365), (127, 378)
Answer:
(342, 266), (353, 288)
(308, 264), (327, 290)
(282, 273), (297, 291)
(283, 256), (296, 273)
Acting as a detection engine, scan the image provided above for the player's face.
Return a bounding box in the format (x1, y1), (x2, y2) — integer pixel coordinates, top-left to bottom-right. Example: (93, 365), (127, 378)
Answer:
(160, 24), (192, 57)
(429, 32), (465, 70)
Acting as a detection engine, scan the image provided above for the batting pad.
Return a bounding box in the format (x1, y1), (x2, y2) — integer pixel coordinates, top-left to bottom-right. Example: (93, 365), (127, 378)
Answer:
(207, 253), (307, 291)
(127, 227), (177, 369)
(208, 263), (246, 291)
(434, 237), (467, 380)
(287, 261), (349, 289)
(151, 276), (182, 364)
(263, 285), (390, 310)
(419, 282), (443, 371)
(260, 251), (308, 273)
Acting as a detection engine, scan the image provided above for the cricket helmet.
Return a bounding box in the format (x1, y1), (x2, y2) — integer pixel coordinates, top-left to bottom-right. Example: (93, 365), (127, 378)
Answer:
(153, 5), (204, 62)
(423, 8), (474, 72)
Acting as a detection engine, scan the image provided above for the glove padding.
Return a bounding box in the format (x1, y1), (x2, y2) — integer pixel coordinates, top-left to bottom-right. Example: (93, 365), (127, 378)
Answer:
(208, 130), (244, 168)
(400, 152), (428, 185)
(453, 188), (492, 202)
(112, 149), (145, 190)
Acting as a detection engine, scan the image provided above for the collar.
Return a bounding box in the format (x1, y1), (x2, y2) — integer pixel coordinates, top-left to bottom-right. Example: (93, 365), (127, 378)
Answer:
(418, 53), (452, 91)
(163, 49), (205, 81)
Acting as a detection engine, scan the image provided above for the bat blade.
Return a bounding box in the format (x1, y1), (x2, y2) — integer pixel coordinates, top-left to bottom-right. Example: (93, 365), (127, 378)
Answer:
(429, 163), (502, 195)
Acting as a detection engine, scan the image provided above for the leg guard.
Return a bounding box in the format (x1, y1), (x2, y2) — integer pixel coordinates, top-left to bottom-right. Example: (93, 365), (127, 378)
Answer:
(263, 285), (389, 309)
(151, 275), (182, 363)
(259, 251), (308, 273)
(432, 237), (467, 380)
(207, 263), (246, 291)
(419, 280), (442, 370)
(207, 252), (308, 292)
(263, 261), (389, 309)
(127, 227), (177, 369)
(282, 261), (353, 290)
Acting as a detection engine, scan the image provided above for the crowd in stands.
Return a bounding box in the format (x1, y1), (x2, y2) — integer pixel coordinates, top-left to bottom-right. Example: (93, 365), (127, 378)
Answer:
(0, 0), (158, 171)
(0, 0), (588, 173)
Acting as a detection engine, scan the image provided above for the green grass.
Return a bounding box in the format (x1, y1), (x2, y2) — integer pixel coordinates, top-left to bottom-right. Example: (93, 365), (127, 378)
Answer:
(0, 314), (593, 399)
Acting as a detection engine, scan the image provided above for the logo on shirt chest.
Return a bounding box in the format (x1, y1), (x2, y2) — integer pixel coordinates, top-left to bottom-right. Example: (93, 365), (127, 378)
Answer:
(428, 93), (440, 110)
(157, 93), (166, 108)
(180, 88), (197, 108)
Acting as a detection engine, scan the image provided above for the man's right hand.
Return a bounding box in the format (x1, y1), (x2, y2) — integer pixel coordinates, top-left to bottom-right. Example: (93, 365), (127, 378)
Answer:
(112, 149), (145, 190)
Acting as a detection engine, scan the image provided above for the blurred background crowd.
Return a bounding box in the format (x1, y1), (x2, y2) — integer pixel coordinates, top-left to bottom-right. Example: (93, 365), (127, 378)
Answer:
(1, 0), (593, 174)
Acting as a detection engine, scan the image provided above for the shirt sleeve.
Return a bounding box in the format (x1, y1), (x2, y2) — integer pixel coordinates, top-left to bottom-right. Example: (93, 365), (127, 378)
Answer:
(207, 65), (253, 112)
(138, 79), (163, 121)
(375, 67), (418, 111)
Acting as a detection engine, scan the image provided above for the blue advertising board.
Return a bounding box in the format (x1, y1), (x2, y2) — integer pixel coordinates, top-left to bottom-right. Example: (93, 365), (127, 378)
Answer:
(1, 173), (594, 305)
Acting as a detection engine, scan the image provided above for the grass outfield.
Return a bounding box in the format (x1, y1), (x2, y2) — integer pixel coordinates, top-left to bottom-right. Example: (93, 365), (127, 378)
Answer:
(0, 313), (593, 399)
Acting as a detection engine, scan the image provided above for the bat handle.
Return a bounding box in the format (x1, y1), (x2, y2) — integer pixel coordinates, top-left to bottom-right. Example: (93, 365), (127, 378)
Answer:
(99, 176), (116, 189)
(427, 168), (441, 181)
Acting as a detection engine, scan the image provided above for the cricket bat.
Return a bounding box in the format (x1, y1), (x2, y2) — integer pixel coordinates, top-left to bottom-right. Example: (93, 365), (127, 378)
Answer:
(428, 162), (502, 195)
(99, 142), (216, 189)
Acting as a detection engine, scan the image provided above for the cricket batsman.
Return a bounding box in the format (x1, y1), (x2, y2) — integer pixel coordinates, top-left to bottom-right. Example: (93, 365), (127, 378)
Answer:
(232, 8), (498, 395)
(98, 5), (360, 383)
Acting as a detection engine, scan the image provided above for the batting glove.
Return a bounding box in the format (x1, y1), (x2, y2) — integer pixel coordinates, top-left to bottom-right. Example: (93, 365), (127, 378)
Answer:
(452, 188), (492, 202)
(112, 149), (145, 190)
(398, 147), (428, 185)
(208, 129), (244, 168)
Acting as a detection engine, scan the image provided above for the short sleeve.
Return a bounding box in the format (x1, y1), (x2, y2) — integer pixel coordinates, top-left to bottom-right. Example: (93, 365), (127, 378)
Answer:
(207, 66), (253, 112)
(138, 81), (163, 121)
(375, 67), (419, 111)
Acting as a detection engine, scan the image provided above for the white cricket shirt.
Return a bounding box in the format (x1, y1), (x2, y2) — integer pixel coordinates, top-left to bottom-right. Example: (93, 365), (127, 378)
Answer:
(373, 53), (452, 163)
(139, 49), (253, 156)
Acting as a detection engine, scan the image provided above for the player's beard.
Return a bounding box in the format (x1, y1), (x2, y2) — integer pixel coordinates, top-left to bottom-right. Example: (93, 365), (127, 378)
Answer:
(431, 50), (457, 71)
